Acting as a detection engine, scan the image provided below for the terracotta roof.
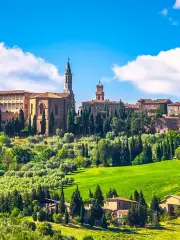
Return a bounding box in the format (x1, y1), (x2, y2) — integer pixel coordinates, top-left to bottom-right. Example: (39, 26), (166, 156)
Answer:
(164, 195), (180, 201)
(31, 92), (63, 99)
(138, 98), (171, 104)
(0, 90), (31, 95)
(104, 197), (138, 203)
(54, 92), (70, 98)
(168, 102), (180, 106)
(125, 103), (140, 109)
(82, 100), (120, 104)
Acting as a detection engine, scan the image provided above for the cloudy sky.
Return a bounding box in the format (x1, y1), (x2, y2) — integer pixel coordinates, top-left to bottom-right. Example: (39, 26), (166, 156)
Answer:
(1, 0), (180, 106)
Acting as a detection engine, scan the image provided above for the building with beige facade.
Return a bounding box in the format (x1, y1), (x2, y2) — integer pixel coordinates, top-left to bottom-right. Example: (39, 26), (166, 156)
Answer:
(0, 90), (34, 120)
(160, 195), (180, 215)
(0, 59), (75, 134)
(81, 80), (140, 116)
(167, 102), (180, 116)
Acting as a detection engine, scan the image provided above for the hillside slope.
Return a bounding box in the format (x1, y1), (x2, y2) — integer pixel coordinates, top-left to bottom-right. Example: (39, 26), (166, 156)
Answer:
(65, 160), (180, 201)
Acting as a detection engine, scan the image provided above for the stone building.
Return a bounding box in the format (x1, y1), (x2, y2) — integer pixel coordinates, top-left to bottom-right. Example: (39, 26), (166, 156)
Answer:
(0, 59), (75, 135)
(30, 59), (75, 135)
(167, 102), (180, 116)
(0, 90), (34, 120)
(137, 98), (172, 115)
(160, 195), (180, 215)
(152, 116), (180, 134)
(81, 80), (139, 116)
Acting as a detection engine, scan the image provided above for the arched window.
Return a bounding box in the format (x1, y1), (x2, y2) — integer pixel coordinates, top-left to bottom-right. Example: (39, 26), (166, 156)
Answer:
(39, 103), (44, 115)
(55, 104), (58, 115)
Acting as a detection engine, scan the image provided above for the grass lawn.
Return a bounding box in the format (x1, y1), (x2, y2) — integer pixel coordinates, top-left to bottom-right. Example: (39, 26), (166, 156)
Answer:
(64, 160), (180, 202)
(52, 218), (180, 240)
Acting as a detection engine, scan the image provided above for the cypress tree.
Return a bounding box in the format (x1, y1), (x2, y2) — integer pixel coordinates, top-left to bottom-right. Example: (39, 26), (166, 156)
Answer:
(89, 113), (94, 134)
(134, 190), (139, 202)
(41, 108), (46, 134)
(32, 115), (37, 135)
(59, 185), (65, 214)
(19, 109), (25, 130)
(89, 189), (93, 199)
(0, 109), (2, 132)
(64, 207), (69, 224)
(100, 214), (108, 228)
(49, 111), (54, 134)
(156, 144), (162, 162)
(14, 117), (20, 135)
(80, 204), (85, 226)
(94, 185), (104, 206)
(119, 99), (126, 119)
(82, 144), (85, 157)
(85, 143), (89, 158)
(70, 186), (83, 217)
(28, 115), (32, 135)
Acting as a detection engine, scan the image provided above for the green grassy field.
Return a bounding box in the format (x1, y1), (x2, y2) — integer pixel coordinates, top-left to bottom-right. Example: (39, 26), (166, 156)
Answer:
(52, 218), (180, 240)
(64, 160), (180, 202)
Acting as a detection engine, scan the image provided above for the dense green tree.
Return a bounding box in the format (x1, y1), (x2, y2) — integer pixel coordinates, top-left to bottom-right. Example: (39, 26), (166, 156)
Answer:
(28, 115), (32, 135)
(70, 186), (83, 217)
(0, 109), (2, 132)
(100, 214), (108, 228)
(19, 109), (25, 130)
(89, 189), (94, 199)
(106, 188), (118, 198)
(88, 113), (95, 134)
(80, 203), (85, 226)
(94, 185), (104, 206)
(64, 207), (69, 224)
(134, 190), (139, 202)
(49, 111), (54, 134)
(32, 115), (37, 135)
(59, 185), (65, 214)
(41, 109), (46, 134)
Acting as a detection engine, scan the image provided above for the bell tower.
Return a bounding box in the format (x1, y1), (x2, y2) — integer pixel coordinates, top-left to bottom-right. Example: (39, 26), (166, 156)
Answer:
(64, 58), (73, 94)
(96, 79), (104, 101)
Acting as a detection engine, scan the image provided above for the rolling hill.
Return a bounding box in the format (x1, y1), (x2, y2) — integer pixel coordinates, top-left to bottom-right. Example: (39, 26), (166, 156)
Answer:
(64, 160), (180, 202)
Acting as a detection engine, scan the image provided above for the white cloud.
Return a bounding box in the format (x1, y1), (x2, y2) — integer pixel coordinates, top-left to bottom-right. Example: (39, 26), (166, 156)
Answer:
(169, 17), (179, 26)
(173, 0), (180, 9)
(113, 48), (180, 96)
(0, 43), (64, 92)
(160, 8), (168, 16)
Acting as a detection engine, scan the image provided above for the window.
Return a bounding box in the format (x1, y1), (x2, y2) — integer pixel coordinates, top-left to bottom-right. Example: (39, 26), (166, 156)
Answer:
(98, 96), (100, 100)
(31, 104), (33, 114)
(55, 104), (58, 115)
(39, 103), (44, 115)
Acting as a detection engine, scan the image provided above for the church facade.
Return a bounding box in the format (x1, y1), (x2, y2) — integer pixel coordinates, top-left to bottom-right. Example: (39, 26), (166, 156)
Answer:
(0, 60), (75, 135)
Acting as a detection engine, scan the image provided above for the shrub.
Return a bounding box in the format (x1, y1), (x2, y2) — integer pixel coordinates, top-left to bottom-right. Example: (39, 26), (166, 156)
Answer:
(63, 133), (74, 143)
(37, 222), (53, 236)
(32, 211), (37, 221)
(175, 146), (180, 160)
(11, 207), (20, 217)
(53, 213), (63, 223)
(37, 209), (47, 222)
(83, 236), (94, 240)
(23, 220), (36, 231)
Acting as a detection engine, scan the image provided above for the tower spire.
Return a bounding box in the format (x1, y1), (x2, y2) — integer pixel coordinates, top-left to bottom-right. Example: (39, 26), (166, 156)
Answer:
(64, 58), (73, 94)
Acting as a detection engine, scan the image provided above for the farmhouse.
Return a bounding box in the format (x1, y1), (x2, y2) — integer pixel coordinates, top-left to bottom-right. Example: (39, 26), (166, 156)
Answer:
(160, 195), (180, 215)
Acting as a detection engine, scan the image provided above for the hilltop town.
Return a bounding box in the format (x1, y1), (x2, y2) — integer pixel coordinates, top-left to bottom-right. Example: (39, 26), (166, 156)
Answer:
(0, 59), (180, 136)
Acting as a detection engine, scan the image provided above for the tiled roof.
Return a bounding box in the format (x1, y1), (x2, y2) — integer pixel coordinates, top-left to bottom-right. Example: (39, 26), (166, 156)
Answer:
(138, 98), (171, 104)
(82, 99), (120, 104)
(31, 92), (64, 99)
(0, 90), (31, 95)
(104, 197), (138, 203)
(168, 102), (180, 106)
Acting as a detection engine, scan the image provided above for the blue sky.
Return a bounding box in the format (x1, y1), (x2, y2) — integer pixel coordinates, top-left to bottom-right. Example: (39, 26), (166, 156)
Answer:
(1, 0), (180, 106)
